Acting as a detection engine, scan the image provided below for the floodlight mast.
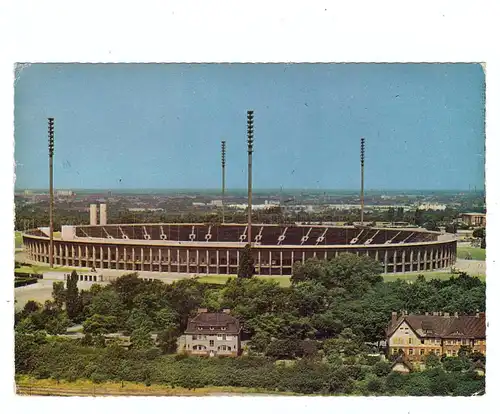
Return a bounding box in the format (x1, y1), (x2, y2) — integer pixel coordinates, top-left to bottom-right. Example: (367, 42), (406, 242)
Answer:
(360, 137), (365, 225)
(48, 118), (55, 268)
(221, 140), (226, 224)
(247, 111), (254, 245)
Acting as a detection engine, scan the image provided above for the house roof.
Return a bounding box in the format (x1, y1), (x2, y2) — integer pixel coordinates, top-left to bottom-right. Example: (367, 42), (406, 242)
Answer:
(390, 356), (413, 372)
(387, 314), (485, 339)
(185, 312), (241, 335)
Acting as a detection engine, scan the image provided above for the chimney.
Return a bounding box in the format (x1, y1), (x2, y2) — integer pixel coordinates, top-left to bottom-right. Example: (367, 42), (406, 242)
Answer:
(90, 204), (97, 226)
(197, 308), (208, 314)
(222, 308), (231, 314)
(100, 203), (107, 225)
(391, 311), (398, 325)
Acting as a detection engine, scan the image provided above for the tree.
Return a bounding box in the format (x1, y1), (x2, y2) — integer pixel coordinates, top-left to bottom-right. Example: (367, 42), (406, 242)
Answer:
(445, 223), (458, 234)
(52, 281), (66, 309)
(82, 314), (119, 335)
(425, 221), (440, 232)
(66, 270), (81, 320)
(414, 209), (424, 226)
(472, 227), (485, 239)
(237, 244), (255, 279)
(157, 325), (181, 354)
(130, 327), (154, 350)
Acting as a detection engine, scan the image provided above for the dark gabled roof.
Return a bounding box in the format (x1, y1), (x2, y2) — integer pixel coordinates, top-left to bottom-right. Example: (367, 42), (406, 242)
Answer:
(387, 314), (485, 339)
(185, 312), (241, 335)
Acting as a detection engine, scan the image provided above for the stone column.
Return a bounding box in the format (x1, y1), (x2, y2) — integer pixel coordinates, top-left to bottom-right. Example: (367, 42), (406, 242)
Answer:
(302, 251), (306, 264)
(159, 248), (162, 272)
(108, 247), (112, 269)
(423, 250), (428, 271)
(141, 247), (145, 271)
(280, 251), (283, 276)
(186, 249), (190, 273)
(269, 251), (273, 275)
(123, 247), (127, 270)
(100, 246), (104, 269)
(393, 250), (397, 273)
(196, 249), (200, 273)
(384, 250), (388, 273)
(417, 250), (421, 271)
(206, 250), (209, 274)
(150, 248), (153, 271)
(177, 249), (180, 273)
(92, 246), (96, 268)
(116, 247), (119, 269)
(375, 250), (379, 262)
(401, 250), (406, 273)
(65, 245), (69, 266)
(216, 250), (220, 274)
(168, 248), (172, 272)
(291, 251), (294, 265)
(258, 251), (262, 274)
(132, 247), (136, 271)
(429, 249), (434, 271)
(226, 250), (230, 274)
(410, 250), (414, 272)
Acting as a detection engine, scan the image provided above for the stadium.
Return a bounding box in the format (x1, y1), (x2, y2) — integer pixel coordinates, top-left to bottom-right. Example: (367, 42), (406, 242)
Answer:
(22, 221), (456, 275)
(21, 111), (457, 276)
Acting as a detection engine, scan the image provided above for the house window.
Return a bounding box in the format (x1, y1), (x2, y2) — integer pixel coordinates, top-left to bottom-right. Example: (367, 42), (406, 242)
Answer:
(400, 327), (404, 330)
(226, 335), (233, 341)
(408, 338), (413, 344)
(409, 349), (414, 355)
(462, 339), (467, 345)
(210, 326), (214, 331)
(209, 340), (214, 347)
(420, 349), (425, 355)
(221, 327), (226, 331)
(392, 348), (398, 354)
(217, 334), (223, 340)
(192, 335), (197, 340)
(197, 327), (203, 330)
(222, 334), (226, 340)
(452, 350), (457, 356)
(421, 339), (425, 344)
(436, 349), (440, 355)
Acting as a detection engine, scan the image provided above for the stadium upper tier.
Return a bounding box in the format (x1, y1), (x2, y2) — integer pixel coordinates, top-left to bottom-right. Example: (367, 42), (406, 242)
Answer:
(22, 223), (455, 275)
(47, 223), (440, 246)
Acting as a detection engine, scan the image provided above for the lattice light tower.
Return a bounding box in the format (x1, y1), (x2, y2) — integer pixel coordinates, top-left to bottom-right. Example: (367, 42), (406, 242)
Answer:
(360, 137), (365, 225)
(221, 140), (226, 224)
(247, 110), (254, 244)
(48, 117), (55, 268)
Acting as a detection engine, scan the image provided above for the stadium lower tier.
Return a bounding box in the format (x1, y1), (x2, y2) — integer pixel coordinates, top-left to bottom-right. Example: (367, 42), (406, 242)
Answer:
(23, 233), (457, 275)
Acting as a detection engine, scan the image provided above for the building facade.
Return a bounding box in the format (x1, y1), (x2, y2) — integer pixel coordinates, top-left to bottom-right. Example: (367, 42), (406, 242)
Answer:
(386, 312), (486, 362)
(460, 213), (486, 228)
(178, 309), (241, 357)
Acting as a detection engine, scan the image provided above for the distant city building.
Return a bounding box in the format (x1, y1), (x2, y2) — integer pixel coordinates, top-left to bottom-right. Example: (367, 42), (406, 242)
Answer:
(210, 200), (223, 207)
(416, 203), (447, 211)
(128, 208), (164, 212)
(459, 213), (486, 227)
(56, 190), (75, 197)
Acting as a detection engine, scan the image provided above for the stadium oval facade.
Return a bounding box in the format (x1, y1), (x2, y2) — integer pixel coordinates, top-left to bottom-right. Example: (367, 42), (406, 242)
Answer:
(22, 223), (456, 275)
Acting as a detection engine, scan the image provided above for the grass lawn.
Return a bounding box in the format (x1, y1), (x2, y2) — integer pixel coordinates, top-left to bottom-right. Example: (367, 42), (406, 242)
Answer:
(382, 271), (485, 283)
(15, 231), (23, 248)
(196, 274), (292, 287)
(16, 375), (296, 396)
(457, 246), (486, 261)
(15, 264), (90, 274)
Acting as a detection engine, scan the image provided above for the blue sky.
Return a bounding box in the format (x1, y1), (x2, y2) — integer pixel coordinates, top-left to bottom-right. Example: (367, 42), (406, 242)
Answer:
(14, 63), (485, 191)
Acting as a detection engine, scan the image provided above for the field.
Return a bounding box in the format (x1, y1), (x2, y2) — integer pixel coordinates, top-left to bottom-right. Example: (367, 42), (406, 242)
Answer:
(16, 376), (293, 396)
(457, 246), (486, 261)
(196, 271), (486, 285)
(15, 263), (90, 274)
(197, 274), (291, 287)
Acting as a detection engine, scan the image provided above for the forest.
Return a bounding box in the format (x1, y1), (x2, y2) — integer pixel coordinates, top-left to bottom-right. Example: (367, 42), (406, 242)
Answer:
(15, 253), (486, 395)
